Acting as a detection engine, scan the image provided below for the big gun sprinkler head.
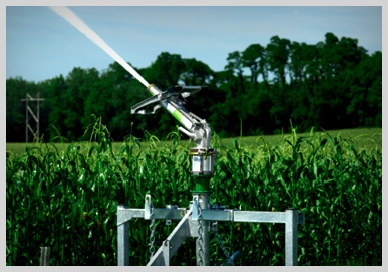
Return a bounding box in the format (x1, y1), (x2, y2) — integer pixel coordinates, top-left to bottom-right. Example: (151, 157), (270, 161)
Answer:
(132, 84), (215, 149)
(131, 83), (218, 182)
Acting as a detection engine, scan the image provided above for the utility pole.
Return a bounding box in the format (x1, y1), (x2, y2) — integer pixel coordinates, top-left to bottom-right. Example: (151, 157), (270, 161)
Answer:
(21, 93), (45, 142)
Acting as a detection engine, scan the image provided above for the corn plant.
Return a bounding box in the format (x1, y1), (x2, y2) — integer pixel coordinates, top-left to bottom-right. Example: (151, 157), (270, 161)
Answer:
(6, 121), (381, 265)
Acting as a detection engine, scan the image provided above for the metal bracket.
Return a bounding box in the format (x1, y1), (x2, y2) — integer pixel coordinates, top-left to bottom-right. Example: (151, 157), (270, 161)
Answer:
(131, 94), (164, 115)
(145, 195), (152, 220)
(192, 196), (199, 220)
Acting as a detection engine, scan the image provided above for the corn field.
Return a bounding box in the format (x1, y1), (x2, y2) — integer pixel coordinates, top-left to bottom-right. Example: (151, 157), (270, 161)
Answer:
(6, 121), (382, 266)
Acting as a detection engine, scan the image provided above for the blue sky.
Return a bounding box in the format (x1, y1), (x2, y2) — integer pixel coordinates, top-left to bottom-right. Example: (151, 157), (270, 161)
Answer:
(6, 5), (382, 83)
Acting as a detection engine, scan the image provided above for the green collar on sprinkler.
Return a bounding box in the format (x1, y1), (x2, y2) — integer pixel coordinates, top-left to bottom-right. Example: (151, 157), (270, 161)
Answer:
(192, 175), (213, 193)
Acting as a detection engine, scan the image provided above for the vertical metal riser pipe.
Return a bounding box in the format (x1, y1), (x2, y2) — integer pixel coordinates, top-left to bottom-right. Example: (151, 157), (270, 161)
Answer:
(194, 192), (211, 266)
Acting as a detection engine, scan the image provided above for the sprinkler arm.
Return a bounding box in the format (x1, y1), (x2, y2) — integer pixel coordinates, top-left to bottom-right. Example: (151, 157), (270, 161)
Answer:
(131, 84), (212, 149)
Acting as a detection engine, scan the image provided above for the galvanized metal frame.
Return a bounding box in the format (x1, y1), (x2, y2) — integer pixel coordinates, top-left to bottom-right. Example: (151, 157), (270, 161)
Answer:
(117, 203), (304, 266)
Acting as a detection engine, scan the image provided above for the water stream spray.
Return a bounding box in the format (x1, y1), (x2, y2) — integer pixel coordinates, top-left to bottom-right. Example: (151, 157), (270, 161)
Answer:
(49, 6), (150, 87)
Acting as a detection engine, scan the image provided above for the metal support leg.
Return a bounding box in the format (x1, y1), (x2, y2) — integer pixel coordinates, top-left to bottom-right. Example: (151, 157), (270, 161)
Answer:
(117, 204), (129, 266)
(194, 193), (211, 266)
(285, 209), (299, 266)
(40, 247), (50, 266)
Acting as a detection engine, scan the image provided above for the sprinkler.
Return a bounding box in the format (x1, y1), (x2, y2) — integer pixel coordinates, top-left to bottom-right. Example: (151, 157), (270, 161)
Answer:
(50, 6), (305, 266)
(131, 84), (217, 265)
(128, 82), (305, 266)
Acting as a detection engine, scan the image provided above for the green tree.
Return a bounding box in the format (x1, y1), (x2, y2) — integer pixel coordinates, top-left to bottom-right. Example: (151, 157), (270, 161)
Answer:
(266, 36), (291, 86)
(144, 52), (186, 90)
(180, 58), (214, 86)
(309, 33), (370, 129)
(225, 51), (244, 84)
(44, 75), (68, 140)
(45, 68), (100, 141)
(241, 43), (266, 84)
(346, 51), (382, 127)
(99, 62), (145, 139)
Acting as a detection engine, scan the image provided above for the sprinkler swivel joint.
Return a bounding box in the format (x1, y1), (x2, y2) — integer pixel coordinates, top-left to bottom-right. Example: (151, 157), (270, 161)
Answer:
(189, 148), (218, 176)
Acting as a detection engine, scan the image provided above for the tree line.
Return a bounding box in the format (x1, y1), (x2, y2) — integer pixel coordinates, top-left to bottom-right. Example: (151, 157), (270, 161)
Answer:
(6, 32), (382, 142)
